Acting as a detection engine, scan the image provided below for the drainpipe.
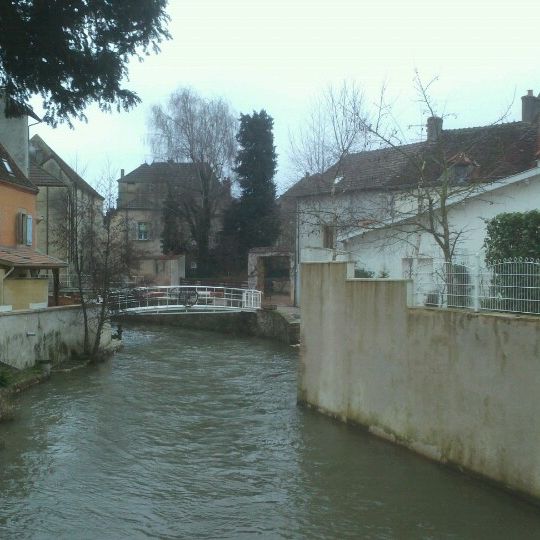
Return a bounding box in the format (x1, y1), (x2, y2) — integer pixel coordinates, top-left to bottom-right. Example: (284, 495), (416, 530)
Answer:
(295, 198), (301, 307)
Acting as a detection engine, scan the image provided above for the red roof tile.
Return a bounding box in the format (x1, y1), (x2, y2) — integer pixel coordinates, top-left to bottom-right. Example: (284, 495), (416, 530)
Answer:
(0, 245), (67, 268)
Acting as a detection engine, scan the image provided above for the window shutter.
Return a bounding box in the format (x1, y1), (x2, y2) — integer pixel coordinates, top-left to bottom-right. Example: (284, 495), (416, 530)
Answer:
(16, 212), (25, 244)
(26, 215), (33, 246)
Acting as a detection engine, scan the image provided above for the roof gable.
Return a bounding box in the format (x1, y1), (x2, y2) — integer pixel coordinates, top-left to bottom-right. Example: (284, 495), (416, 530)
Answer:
(29, 134), (103, 200)
(119, 161), (209, 187)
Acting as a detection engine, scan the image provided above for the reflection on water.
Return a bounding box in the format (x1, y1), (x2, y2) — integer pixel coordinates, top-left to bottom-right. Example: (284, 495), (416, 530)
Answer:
(1, 326), (539, 539)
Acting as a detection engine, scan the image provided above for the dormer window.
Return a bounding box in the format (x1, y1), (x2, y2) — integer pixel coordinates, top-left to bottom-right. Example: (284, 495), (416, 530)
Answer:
(453, 164), (471, 183)
(447, 152), (479, 184)
(2, 157), (14, 175)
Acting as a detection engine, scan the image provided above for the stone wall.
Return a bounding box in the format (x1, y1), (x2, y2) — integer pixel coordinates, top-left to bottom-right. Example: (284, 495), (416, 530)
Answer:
(299, 261), (540, 499)
(0, 305), (111, 369)
(115, 309), (300, 345)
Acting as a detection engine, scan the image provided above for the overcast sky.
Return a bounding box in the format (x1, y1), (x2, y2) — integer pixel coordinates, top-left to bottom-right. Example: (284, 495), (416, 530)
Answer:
(30, 0), (540, 194)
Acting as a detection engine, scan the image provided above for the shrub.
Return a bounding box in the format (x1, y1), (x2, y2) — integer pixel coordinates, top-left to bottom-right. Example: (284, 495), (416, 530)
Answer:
(484, 210), (540, 262)
(484, 211), (540, 314)
(354, 267), (374, 278)
(0, 370), (11, 388)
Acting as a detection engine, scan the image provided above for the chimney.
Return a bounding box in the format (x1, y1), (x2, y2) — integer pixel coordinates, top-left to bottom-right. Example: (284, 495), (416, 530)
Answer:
(0, 93), (30, 177)
(120, 168), (124, 178)
(426, 116), (443, 142)
(521, 90), (540, 123)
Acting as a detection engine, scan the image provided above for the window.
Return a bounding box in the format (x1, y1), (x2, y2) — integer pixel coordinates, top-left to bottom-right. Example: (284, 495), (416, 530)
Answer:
(137, 222), (150, 240)
(2, 157), (14, 176)
(16, 212), (33, 246)
(322, 225), (335, 249)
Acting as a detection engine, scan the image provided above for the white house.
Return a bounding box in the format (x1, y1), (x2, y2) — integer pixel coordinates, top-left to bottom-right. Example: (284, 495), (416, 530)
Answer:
(284, 90), (540, 301)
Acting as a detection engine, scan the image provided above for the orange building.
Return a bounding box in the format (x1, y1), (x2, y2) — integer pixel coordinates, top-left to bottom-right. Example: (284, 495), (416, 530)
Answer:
(0, 143), (37, 247)
(0, 136), (66, 310)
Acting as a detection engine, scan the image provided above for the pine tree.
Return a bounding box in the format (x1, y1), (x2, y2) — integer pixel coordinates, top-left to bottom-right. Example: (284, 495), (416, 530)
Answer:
(0, 1), (169, 125)
(226, 110), (280, 255)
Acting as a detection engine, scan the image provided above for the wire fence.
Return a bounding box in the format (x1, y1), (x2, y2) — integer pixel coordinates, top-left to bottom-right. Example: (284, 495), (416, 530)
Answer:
(408, 256), (540, 315)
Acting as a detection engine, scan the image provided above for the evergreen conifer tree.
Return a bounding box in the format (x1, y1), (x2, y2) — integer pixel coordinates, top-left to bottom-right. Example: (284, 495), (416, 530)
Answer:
(225, 110), (280, 256)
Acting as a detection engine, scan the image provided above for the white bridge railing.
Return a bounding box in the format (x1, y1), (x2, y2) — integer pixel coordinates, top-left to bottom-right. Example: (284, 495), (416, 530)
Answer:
(110, 285), (262, 314)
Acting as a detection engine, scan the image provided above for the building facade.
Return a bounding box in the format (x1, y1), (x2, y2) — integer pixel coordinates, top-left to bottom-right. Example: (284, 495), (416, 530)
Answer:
(117, 161), (230, 284)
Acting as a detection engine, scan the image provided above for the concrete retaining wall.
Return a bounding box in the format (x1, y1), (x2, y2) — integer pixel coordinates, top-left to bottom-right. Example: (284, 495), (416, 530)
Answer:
(0, 305), (112, 369)
(115, 309), (300, 345)
(299, 262), (540, 499)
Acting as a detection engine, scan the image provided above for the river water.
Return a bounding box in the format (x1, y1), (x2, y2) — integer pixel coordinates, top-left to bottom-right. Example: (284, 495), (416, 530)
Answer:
(1, 326), (540, 539)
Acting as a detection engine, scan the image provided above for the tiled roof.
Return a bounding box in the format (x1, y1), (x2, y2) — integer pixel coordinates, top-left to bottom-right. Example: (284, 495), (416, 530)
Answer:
(29, 163), (64, 187)
(282, 121), (539, 198)
(119, 161), (206, 186)
(29, 135), (104, 200)
(0, 245), (67, 268)
(0, 143), (38, 193)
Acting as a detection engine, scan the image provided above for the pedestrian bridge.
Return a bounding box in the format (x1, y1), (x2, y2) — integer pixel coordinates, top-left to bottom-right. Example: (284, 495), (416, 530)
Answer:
(110, 285), (262, 315)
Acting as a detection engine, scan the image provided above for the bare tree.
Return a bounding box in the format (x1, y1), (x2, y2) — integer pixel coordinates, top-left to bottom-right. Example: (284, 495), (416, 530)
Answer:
(289, 74), (526, 272)
(148, 88), (237, 273)
(53, 164), (133, 358)
(286, 81), (381, 260)
(356, 73), (518, 264)
(289, 81), (374, 178)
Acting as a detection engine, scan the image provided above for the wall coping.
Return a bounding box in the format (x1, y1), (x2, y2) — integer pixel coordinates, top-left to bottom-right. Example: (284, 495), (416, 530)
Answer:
(408, 305), (540, 323)
(0, 304), (83, 317)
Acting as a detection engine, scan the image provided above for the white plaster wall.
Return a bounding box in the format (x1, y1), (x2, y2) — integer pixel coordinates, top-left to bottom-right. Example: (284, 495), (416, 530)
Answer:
(0, 305), (112, 369)
(299, 262), (540, 499)
(298, 191), (389, 256)
(343, 172), (540, 277)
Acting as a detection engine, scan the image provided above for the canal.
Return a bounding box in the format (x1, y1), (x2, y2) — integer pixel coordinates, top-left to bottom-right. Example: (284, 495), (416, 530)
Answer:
(1, 326), (540, 539)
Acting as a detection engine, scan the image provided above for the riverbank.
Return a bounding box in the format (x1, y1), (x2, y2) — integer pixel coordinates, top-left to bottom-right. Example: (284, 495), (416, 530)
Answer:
(0, 338), (122, 422)
(113, 306), (301, 345)
(0, 364), (49, 422)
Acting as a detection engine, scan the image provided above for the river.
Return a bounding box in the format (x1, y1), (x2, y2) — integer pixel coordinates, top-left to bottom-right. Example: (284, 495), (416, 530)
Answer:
(1, 326), (540, 539)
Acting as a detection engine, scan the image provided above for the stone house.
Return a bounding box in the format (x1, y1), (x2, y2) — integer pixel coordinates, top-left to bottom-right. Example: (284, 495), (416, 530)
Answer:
(29, 134), (104, 287)
(116, 161), (231, 284)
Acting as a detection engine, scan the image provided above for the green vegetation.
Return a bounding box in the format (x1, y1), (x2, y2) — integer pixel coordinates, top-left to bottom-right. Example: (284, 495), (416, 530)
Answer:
(354, 268), (374, 278)
(0, 0), (170, 125)
(484, 211), (540, 314)
(484, 210), (540, 262)
(224, 110), (280, 265)
(0, 368), (11, 388)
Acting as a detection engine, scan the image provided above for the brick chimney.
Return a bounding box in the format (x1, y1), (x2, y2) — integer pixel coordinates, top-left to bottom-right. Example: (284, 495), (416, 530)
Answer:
(427, 116), (443, 142)
(522, 90), (540, 123)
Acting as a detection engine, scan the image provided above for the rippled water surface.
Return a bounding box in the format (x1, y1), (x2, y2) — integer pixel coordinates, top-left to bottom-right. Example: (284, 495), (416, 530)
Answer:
(1, 325), (540, 539)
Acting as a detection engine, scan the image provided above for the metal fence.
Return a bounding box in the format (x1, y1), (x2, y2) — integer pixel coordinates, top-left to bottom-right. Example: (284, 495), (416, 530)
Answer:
(408, 256), (540, 315)
(109, 285), (262, 314)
